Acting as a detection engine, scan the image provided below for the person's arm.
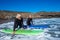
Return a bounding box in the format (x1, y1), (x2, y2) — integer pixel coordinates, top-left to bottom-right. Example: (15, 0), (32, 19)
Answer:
(21, 18), (23, 26)
(14, 18), (17, 26)
(12, 18), (17, 35)
(31, 18), (33, 25)
(13, 18), (18, 31)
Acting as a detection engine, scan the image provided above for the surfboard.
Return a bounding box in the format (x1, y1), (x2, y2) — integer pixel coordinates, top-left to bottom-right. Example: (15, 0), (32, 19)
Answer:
(23, 25), (49, 30)
(0, 29), (44, 35)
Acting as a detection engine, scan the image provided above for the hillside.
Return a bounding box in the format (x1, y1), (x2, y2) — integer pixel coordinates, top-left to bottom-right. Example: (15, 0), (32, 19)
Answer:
(0, 10), (60, 19)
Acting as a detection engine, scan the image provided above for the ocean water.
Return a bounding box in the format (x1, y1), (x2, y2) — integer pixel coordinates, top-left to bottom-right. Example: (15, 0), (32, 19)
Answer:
(0, 18), (60, 40)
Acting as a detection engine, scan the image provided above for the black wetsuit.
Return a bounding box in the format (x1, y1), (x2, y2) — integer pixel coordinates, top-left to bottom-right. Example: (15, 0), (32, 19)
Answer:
(27, 18), (33, 26)
(13, 17), (23, 31)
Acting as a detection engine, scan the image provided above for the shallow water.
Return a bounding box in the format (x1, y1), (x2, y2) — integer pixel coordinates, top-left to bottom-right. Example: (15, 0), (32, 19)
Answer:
(0, 18), (60, 40)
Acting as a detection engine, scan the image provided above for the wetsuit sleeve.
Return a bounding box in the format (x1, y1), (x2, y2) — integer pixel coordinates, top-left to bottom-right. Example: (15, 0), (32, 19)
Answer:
(21, 18), (23, 25)
(31, 18), (33, 25)
(13, 18), (18, 31)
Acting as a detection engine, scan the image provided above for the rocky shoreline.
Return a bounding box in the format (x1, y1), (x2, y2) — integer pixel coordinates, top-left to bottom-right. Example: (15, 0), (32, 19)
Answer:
(0, 10), (60, 24)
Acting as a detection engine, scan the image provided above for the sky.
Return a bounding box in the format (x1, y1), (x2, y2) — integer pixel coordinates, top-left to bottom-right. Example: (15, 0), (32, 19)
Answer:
(0, 0), (60, 12)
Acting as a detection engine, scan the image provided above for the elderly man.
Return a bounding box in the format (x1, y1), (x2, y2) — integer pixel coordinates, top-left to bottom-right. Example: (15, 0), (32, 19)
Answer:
(12, 14), (23, 34)
(27, 15), (33, 29)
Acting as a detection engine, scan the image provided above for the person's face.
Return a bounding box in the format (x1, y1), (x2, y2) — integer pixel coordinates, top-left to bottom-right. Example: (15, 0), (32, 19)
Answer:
(29, 15), (32, 18)
(16, 14), (21, 19)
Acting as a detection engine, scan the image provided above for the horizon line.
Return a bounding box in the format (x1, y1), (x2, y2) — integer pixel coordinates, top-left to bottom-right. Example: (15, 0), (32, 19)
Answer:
(0, 10), (60, 13)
